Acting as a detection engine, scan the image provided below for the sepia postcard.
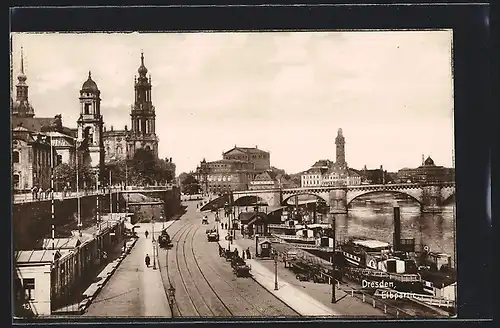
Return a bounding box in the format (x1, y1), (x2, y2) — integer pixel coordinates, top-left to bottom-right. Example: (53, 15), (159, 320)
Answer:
(11, 31), (456, 319)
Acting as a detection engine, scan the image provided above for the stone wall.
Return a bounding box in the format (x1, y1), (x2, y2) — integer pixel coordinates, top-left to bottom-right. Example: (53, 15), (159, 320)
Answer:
(13, 189), (181, 250)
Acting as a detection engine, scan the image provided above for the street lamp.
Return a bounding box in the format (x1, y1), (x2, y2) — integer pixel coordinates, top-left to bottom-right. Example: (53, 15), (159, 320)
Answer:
(167, 284), (176, 317)
(330, 213), (337, 303)
(274, 250), (279, 290)
(75, 139), (82, 237)
(152, 216), (157, 270)
(41, 134), (55, 250)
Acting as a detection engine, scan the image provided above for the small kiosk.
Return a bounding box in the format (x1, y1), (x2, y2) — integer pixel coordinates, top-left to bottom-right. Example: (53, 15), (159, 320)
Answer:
(258, 240), (272, 258)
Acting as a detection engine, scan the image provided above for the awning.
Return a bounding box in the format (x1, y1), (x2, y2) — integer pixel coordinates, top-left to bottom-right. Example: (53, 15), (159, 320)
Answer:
(124, 222), (135, 230)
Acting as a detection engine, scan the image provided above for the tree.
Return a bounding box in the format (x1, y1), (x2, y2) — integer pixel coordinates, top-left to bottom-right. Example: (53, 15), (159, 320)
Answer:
(53, 162), (93, 191)
(179, 173), (201, 194)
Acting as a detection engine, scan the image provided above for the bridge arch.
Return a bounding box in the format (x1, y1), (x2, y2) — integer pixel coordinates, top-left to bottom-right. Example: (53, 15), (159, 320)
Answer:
(347, 190), (422, 207)
(234, 195), (268, 206)
(281, 192), (328, 206)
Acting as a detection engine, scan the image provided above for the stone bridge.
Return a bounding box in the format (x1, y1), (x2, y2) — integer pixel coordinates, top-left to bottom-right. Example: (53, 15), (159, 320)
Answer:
(226, 182), (455, 214)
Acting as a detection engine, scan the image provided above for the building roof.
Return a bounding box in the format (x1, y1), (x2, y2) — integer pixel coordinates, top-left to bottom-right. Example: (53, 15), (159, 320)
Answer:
(253, 171), (278, 182)
(424, 156), (435, 166)
(15, 249), (61, 264)
(311, 160), (332, 168)
(239, 211), (268, 224)
(42, 238), (81, 250)
(81, 71), (99, 93)
(224, 146), (268, 156)
(352, 239), (391, 250)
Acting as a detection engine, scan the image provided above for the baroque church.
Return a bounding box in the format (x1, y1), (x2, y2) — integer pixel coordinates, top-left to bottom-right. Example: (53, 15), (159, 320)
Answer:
(102, 51), (159, 162)
(11, 48), (160, 190)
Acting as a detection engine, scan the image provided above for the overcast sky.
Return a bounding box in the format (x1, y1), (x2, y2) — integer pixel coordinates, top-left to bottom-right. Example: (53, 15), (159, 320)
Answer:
(11, 31), (454, 175)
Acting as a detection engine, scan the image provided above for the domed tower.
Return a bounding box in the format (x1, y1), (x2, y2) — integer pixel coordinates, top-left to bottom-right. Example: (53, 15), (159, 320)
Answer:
(12, 47), (35, 118)
(129, 51), (159, 158)
(77, 71), (104, 175)
(335, 128), (346, 166)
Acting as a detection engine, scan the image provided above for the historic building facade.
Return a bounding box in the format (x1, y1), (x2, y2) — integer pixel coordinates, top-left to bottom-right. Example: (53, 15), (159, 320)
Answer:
(397, 156), (455, 183)
(11, 49), (77, 191)
(301, 129), (362, 187)
(222, 146), (270, 171)
(103, 52), (159, 162)
(76, 71), (105, 174)
(12, 126), (53, 191)
(195, 146), (272, 194)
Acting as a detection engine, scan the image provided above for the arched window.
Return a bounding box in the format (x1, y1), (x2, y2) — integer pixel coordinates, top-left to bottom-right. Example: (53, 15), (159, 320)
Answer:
(116, 146), (122, 154)
(13, 151), (20, 163)
(13, 174), (20, 189)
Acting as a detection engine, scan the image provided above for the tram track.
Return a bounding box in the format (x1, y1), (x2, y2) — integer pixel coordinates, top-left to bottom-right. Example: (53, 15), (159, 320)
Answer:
(157, 204), (299, 317)
(192, 229), (300, 317)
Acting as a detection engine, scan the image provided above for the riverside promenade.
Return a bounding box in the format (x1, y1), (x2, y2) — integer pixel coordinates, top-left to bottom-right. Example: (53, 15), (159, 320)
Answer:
(213, 212), (385, 317)
(84, 222), (174, 317)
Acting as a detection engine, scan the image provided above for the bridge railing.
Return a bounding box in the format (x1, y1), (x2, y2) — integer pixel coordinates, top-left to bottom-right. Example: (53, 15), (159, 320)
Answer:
(13, 189), (105, 204)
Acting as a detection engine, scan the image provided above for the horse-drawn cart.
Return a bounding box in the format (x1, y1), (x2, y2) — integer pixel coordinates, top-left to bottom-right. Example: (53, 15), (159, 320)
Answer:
(231, 256), (251, 277)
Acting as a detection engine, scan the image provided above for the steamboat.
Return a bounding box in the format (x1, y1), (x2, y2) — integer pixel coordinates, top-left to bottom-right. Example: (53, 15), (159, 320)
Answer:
(270, 206), (456, 303)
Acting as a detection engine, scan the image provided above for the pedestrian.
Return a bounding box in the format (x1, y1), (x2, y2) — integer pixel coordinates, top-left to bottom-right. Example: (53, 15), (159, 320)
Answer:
(31, 186), (37, 200)
(123, 240), (127, 253)
(242, 251), (246, 260)
(145, 230), (149, 239)
(145, 254), (151, 267)
(246, 248), (251, 259)
(234, 248), (238, 258)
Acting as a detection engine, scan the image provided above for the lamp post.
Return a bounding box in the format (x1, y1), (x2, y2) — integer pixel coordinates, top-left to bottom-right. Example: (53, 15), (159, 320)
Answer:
(167, 284), (176, 317)
(96, 171), (100, 233)
(109, 170), (112, 214)
(152, 216), (157, 270)
(274, 250), (279, 290)
(41, 134), (56, 250)
(226, 200), (231, 252)
(76, 139), (82, 237)
(330, 213), (337, 303)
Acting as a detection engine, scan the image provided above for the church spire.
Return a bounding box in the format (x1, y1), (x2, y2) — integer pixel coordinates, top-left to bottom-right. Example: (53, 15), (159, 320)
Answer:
(138, 50), (148, 76)
(17, 46), (27, 84)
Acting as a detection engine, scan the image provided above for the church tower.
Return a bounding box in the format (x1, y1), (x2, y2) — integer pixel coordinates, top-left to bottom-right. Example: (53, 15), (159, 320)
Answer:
(12, 47), (35, 118)
(335, 128), (346, 166)
(77, 71), (104, 176)
(129, 51), (158, 158)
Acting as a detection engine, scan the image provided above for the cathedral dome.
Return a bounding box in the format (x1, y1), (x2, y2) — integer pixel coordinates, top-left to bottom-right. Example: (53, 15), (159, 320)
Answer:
(81, 71), (99, 92)
(17, 71), (27, 84)
(424, 156), (435, 166)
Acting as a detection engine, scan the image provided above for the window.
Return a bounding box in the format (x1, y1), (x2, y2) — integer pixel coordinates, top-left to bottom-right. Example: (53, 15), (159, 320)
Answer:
(56, 154), (62, 166)
(84, 103), (91, 115)
(13, 174), (20, 189)
(13, 151), (20, 163)
(23, 278), (35, 301)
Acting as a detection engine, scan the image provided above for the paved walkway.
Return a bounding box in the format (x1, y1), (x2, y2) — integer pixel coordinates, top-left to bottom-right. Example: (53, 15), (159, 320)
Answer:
(214, 213), (386, 317)
(84, 222), (174, 317)
(216, 221), (337, 316)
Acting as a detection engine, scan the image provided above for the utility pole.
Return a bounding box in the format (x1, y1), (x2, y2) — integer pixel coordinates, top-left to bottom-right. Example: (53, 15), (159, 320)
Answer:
(48, 134), (55, 250)
(76, 140), (82, 237)
(331, 213), (336, 303)
(109, 170), (112, 214)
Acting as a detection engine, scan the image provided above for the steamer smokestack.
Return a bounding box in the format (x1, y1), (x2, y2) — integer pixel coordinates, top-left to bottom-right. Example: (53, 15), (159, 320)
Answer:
(393, 206), (401, 252)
